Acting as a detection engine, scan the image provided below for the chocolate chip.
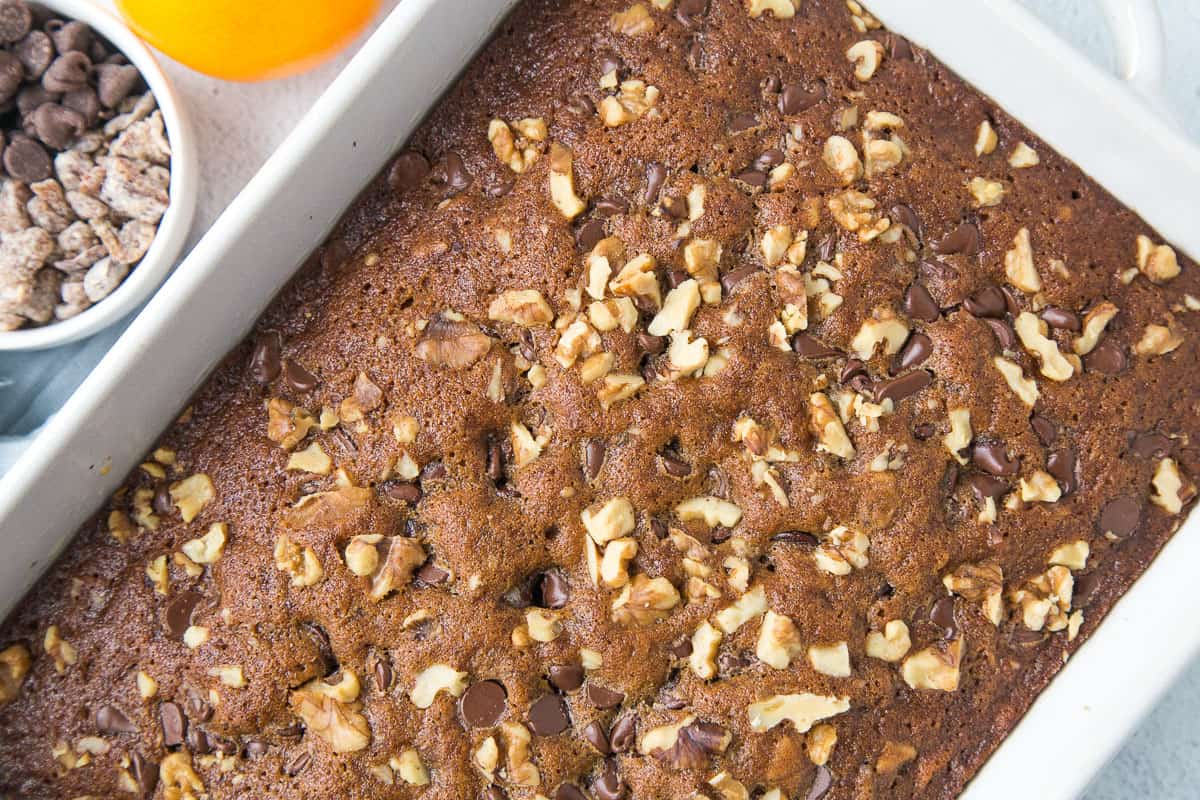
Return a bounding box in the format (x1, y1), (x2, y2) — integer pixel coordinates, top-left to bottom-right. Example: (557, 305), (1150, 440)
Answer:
(460, 680), (507, 728)
(441, 151), (472, 195)
(932, 222), (981, 256)
(889, 33), (914, 60)
(972, 441), (1018, 476)
(728, 112), (758, 133)
(528, 694), (570, 736)
(389, 150), (430, 191)
(159, 702), (186, 747)
(373, 659), (394, 691)
(485, 176), (514, 198)
(62, 86), (99, 126)
(660, 451), (691, 477)
(891, 203), (922, 242)
(382, 480), (421, 504)
(565, 93), (594, 116)
(592, 759), (626, 800)
(584, 440), (605, 480)
(0, 48), (20, 104)
(599, 54), (621, 77)
(244, 740), (269, 759)
(963, 285), (1007, 318)
(904, 283), (939, 322)
(129, 751), (158, 797)
(897, 332), (932, 370)
(779, 81), (824, 114)
(638, 332), (666, 354)
(1040, 306), (1080, 331)
(1031, 415), (1057, 446)
(913, 422), (936, 440)
(720, 265), (757, 293)
(676, 0), (708, 25)
(0, 1), (30, 45)
(665, 268), (688, 289)
(586, 682), (624, 709)
(594, 196), (627, 217)
(164, 590), (203, 639)
(415, 561), (449, 586)
(1130, 431), (1172, 459)
(186, 726), (211, 755)
(772, 530), (818, 546)
(661, 194), (688, 219)
(556, 784), (588, 800)
(95, 62), (140, 108)
(967, 473), (1008, 503)
(14, 30), (51, 79)
(792, 333), (839, 358)
(3, 132), (49, 181)
(984, 318), (1017, 351)
(610, 714), (637, 751)
(582, 720), (612, 754)
(28, 100), (82, 149)
(650, 518), (668, 539)
(734, 168), (767, 188)
(283, 751), (311, 777)
(152, 484), (173, 517)
(486, 436), (505, 483)
(537, 570), (569, 609)
(1047, 448), (1078, 495)
(840, 358), (867, 384)
(184, 688), (212, 723)
(644, 161), (667, 205)
(1073, 571), (1100, 608)
(874, 370), (932, 404)
(1098, 495), (1141, 538)
(754, 148), (785, 172)
(15, 83), (54, 116)
(576, 218), (606, 252)
(95, 703), (137, 734)
(929, 596), (957, 638)
(807, 765), (834, 800)
(281, 359), (319, 392)
(420, 460), (447, 483)
(41, 50), (90, 93)
(1084, 339), (1126, 375)
(298, 620), (337, 675)
(548, 664), (585, 693)
(49, 20), (90, 55)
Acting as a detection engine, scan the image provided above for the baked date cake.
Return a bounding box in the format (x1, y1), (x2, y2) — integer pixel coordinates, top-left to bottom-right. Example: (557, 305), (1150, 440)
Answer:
(1, 0), (1198, 797)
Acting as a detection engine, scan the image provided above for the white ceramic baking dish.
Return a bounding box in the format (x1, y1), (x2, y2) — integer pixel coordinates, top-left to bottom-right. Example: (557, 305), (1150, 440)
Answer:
(1, 1), (1197, 797)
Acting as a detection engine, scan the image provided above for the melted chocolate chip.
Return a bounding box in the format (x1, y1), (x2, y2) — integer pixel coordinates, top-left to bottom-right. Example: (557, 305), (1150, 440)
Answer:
(984, 318), (1017, 351)
(299, 621), (337, 675)
(891, 203), (922, 242)
(164, 591), (203, 639)
(537, 570), (570, 609)
(973, 441), (1018, 475)
(660, 449), (692, 477)
(963, 285), (1007, 318)
(904, 283), (939, 322)
(772, 530), (819, 546)
(1130, 431), (1172, 459)
(720, 265), (758, 293)
(282, 359), (319, 392)
(528, 694), (570, 736)
(576, 219), (606, 252)
(373, 659), (394, 691)
(391, 149), (431, 192)
(1073, 571), (1101, 608)
(1040, 306), (1081, 331)
(792, 333), (840, 358)
(967, 473), (1008, 503)
(584, 440), (606, 480)
(159, 702), (186, 747)
(874, 370), (932, 404)
(932, 222), (981, 256)
(556, 784), (587, 800)
(644, 162), (667, 205)
(1085, 339), (1126, 375)
(460, 680), (508, 728)
(586, 682), (625, 709)
(1098, 495), (1141, 538)
(442, 151), (473, 195)
(1031, 415), (1058, 446)
(638, 332), (666, 354)
(592, 759), (626, 800)
(754, 148), (785, 172)
(249, 332), (281, 384)
(96, 703), (137, 734)
(807, 765), (834, 800)
(130, 751), (158, 796)
(735, 168), (767, 188)
(1047, 448), (1079, 495)
(548, 664), (585, 693)
(382, 480), (422, 504)
(897, 332), (932, 370)
(889, 33), (914, 60)
(728, 112), (759, 133)
(610, 714), (637, 752)
(929, 596), (957, 638)
(582, 720), (612, 754)
(779, 81), (824, 114)
(415, 561), (449, 586)
(840, 358), (867, 383)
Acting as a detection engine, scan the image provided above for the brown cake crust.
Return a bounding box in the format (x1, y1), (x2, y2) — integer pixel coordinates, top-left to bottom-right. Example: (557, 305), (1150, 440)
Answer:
(2, 1), (1198, 798)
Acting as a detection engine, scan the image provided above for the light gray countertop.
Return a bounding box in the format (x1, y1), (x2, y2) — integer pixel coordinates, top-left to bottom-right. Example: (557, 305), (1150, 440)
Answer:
(0, 1), (1196, 797)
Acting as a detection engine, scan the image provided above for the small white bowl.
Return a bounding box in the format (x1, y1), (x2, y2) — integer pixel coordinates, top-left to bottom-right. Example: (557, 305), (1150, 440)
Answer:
(0, 0), (197, 351)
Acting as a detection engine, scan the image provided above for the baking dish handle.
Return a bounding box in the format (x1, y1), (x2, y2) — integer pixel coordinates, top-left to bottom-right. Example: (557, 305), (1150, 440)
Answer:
(1097, 0), (1179, 125)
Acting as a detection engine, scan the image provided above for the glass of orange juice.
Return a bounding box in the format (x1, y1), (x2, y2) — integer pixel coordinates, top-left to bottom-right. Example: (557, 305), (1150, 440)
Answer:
(116, 0), (382, 81)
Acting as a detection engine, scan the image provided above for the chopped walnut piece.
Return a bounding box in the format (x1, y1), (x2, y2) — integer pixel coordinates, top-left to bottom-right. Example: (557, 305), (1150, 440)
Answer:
(943, 562), (1004, 626)
(748, 692), (850, 733)
(160, 752), (204, 800)
(416, 316), (492, 369)
(598, 79), (661, 127)
(828, 188), (890, 241)
(474, 736), (499, 780)
(208, 664), (247, 689)
(974, 120), (998, 156)
(44, 625), (77, 673)
(807, 723), (838, 766)
(1009, 142), (1040, 168)
(1019, 469), (1062, 504)
(689, 621), (723, 679)
(290, 671), (372, 753)
(809, 392), (856, 459)
(526, 608), (564, 642)
(808, 642), (851, 677)
(597, 372), (645, 409)
(850, 309), (909, 359)
(582, 496), (636, 544)
(169, 473), (215, 522)
(339, 371), (384, 423)
(267, 398), (318, 450)
(369, 537), (426, 600)
(642, 715), (731, 768)
(1151, 457), (1190, 514)
(715, 585), (767, 633)
(0, 644), (32, 704)
(1049, 541), (1090, 571)
(814, 525), (870, 576)
(611, 2), (657, 34)
(649, 278), (701, 336)
(746, 0), (799, 18)
(487, 117), (545, 173)
(1010, 565), (1073, 631)
(1136, 234), (1180, 284)
(846, 39), (884, 80)
(274, 533), (324, 587)
(708, 771), (750, 800)
(612, 574), (680, 625)
(610, 252), (661, 308)
(877, 741), (918, 774)
(410, 664), (468, 709)
(968, 177), (1005, 207)
(865, 620), (911, 662)
(676, 496), (743, 528)
(394, 748), (430, 785)
(1072, 301), (1119, 355)
(181, 522), (228, 565)
(1133, 322), (1183, 357)
(683, 238), (723, 302)
(943, 408), (973, 465)
(600, 537), (639, 588)
(549, 143), (587, 220)
(757, 610), (804, 669)
(488, 289), (555, 328)
(1014, 312), (1075, 381)
(822, 135), (862, 185)
(287, 441), (333, 475)
(901, 638), (963, 691)
(993, 356), (1039, 407)
(1004, 227), (1041, 293)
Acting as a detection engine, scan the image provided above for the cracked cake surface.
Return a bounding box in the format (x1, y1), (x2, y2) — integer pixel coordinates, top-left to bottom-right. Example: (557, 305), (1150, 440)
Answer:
(2, 0), (1199, 798)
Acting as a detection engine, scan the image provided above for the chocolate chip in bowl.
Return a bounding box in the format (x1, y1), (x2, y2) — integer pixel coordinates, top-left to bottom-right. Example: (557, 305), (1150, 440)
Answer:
(0, 0), (195, 350)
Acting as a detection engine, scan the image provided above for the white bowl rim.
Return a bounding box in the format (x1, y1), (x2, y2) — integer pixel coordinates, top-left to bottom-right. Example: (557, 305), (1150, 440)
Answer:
(0, 0), (197, 352)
